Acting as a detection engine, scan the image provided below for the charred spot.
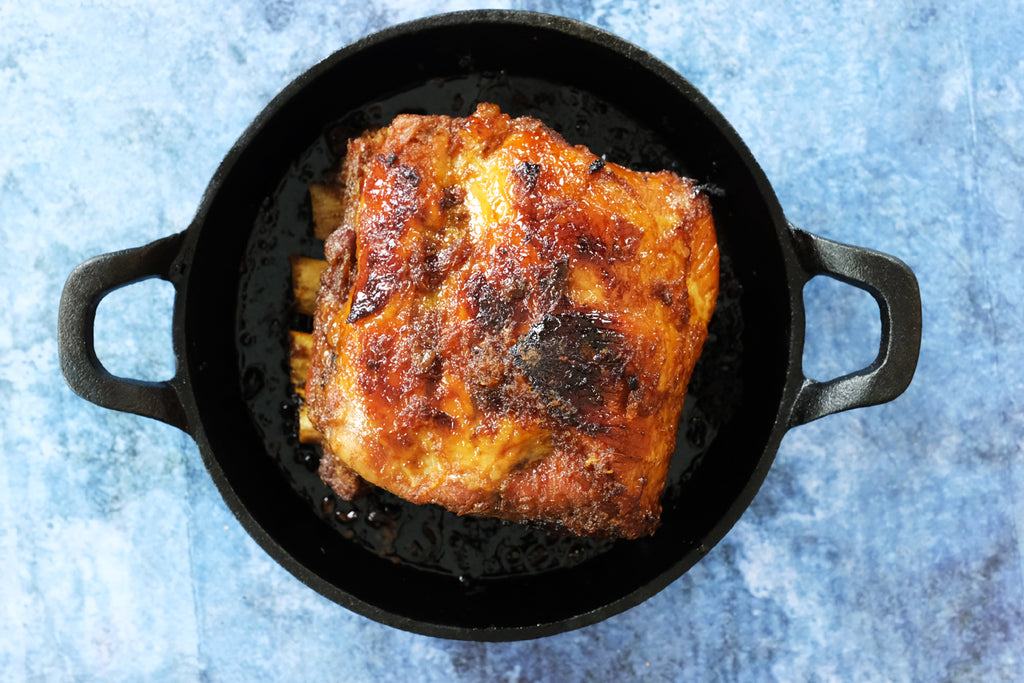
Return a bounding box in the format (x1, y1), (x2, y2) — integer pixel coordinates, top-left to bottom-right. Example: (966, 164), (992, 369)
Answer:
(365, 353), (384, 374)
(348, 158), (428, 319)
(467, 338), (516, 414)
(650, 282), (691, 328)
(440, 185), (466, 210)
(424, 352), (443, 387)
(422, 240), (440, 289)
(467, 271), (525, 333)
(575, 233), (608, 259)
(653, 282), (674, 307)
(421, 406), (456, 431)
(398, 165), (420, 184)
(347, 252), (398, 322)
(512, 161), (542, 191)
(433, 412), (456, 430)
(354, 332), (402, 400)
(421, 234), (470, 292)
(512, 311), (628, 428)
(370, 159), (422, 227)
(588, 158), (606, 173)
(360, 157), (423, 245)
(570, 218), (639, 264)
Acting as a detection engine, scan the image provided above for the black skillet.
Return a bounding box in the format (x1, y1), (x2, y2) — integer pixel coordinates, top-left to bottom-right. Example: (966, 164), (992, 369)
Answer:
(58, 11), (922, 640)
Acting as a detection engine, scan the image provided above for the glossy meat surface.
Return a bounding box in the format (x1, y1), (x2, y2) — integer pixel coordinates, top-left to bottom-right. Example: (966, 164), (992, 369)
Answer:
(305, 103), (718, 538)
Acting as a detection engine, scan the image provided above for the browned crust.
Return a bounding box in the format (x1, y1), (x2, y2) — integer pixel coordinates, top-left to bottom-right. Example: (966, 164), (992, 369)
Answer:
(302, 103), (719, 538)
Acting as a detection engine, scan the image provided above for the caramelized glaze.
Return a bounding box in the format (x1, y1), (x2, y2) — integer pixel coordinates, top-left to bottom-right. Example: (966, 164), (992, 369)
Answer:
(306, 103), (718, 538)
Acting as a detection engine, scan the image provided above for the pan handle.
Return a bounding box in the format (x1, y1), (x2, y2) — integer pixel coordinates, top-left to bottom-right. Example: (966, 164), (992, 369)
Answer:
(58, 232), (189, 432)
(786, 225), (922, 427)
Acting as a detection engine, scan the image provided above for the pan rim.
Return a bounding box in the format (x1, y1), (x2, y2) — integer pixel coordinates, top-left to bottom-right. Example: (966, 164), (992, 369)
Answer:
(177, 9), (799, 641)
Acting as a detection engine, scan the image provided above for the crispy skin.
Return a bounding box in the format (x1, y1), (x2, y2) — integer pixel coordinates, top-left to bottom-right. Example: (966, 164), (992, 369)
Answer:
(306, 103), (718, 538)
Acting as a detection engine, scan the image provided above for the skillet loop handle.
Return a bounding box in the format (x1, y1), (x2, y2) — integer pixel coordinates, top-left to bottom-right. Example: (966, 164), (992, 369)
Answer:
(58, 232), (189, 432)
(787, 225), (922, 427)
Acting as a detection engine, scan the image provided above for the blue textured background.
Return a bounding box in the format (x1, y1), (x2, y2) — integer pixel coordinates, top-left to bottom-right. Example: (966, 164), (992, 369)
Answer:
(3, 1), (1022, 680)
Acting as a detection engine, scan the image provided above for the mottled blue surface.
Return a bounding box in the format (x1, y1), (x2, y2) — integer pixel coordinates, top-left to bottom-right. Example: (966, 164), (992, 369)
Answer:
(3, 1), (1022, 680)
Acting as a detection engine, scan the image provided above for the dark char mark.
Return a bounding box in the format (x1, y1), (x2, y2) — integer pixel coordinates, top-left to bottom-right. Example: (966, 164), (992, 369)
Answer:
(513, 161), (541, 191)
(512, 311), (626, 431)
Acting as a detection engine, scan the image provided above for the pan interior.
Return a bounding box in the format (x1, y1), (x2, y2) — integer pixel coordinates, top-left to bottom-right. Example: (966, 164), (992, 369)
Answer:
(189, 16), (791, 636)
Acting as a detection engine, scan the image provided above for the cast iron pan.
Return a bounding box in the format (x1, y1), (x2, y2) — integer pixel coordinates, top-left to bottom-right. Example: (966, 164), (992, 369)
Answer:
(57, 11), (922, 640)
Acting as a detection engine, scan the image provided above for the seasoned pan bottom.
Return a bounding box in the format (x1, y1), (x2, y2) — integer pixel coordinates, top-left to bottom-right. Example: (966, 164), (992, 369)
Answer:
(235, 72), (744, 582)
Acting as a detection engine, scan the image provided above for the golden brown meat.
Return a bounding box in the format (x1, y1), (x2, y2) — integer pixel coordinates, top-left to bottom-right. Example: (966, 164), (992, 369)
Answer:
(305, 103), (718, 538)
